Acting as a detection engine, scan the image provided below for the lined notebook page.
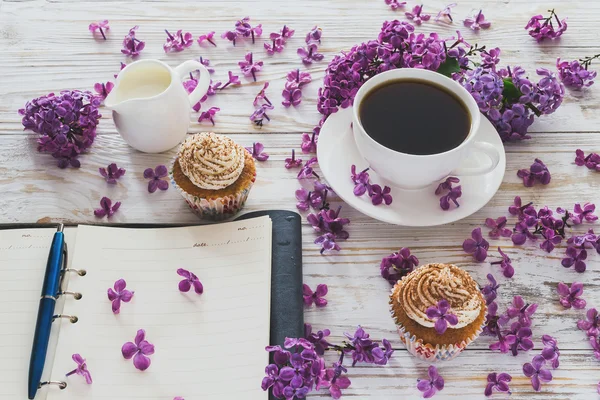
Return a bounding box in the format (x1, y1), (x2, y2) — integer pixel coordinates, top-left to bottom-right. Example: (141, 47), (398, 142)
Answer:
(49, 218), (272, 400)
(0, 228), (77, 400)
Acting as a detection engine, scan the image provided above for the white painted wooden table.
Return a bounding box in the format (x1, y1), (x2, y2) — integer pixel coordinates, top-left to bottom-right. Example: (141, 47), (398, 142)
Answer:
(2, 0), (600, 398)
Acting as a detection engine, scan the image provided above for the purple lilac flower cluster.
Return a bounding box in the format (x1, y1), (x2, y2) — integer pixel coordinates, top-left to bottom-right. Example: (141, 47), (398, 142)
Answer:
(350, 165), (393, 206)
(19, 90), (101, 168)
(283, 69), (312, 107)
(298, 27), (324, 65)
(239, 52), (263, 82)
(557, 55), (599, 89)
(262, 325), (392, 399)
(488, 295), (538, 357)
(525, 9), (567, 42)
(265, 25), (295, 55)
(222, 16), (262, 46)
(435, 177), (461, 210)
(308, 206), (350, 254)
(575, 149), (600, 171)
(317, 20), (564, 142)
(121, 26), (145, 57)
(163, 29), (193, 52)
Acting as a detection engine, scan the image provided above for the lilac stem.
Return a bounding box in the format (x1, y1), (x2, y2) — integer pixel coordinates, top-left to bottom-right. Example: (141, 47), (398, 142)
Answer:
(99, 27), (106, 40)
(65, 369), (77, 377)
(208, 38), (216, 46)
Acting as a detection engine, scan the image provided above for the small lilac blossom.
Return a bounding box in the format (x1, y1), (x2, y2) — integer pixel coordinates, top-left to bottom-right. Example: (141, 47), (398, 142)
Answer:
(163, 29), (193, 53)
(265, 344), (291, 365)
(177, 268), (203, 294)
(297, 43), (324, 65)
(94, 197), (121, 218)
(540, 229), (562, 253)
(426, 299), (458, 334)
(197, 31), (216, 46)
(315, 232), (340, 254)
(405, 4), (431, 25)
(489, 331), (514, 353)
(561, 246), (587, 273)
(590, 337), (600, 360)
(143, 165), (169, 193)
(99, 163), (125, 184)
(435, 177), (460, 195)
(523, 355), (552, 392)
(435, 3), (456, 23)
(303, 284), (328, 307)
(238, 52), (263, 82)
(304, 323), (331, 355)
(541, 335), (560, 369)
(463, 227), (489, 262)
(198, 56), (215, 74)
(572, 203), (598, 224)
(517, 158), (551, 187)
(305, 26), (322, 44)
(485, 372), (511, 397)
(235, 16), (262, 43)
(385, 0), (406, 10)
(575, 149), (600, 171)
(463, 10), (491, 30)
(246, 142), (269, 161)
(287, 69), (312, 86)
(121, 26), (145, 57)
(490, 247), (515, 278)
(481, 274), (499, 305)
(483, 302), (501, 336)
(295, 188), (312, 212)
(220, 71), (241, 90)
(439, 186), (462, 210)
(121, 329), (155, 371)
(577, 308), (600, 336)
(249, 104), (273, 127)
(282, 81), (302, 107)
(368, 184), (393, 206)
(501, 296), (538, 327)
(485, 217), (512, 238)
(198, 107), (220, 125)
(114, 62), (126, 78)
(65, 354), (92, 384)
(508, 196), (535, 219)
(512, 221), (537, 245)
(417, 365), (444, 398)
(264, 37), (285, 55)
(567, 229), (598, 248)
(298, 157), (318, 180)
(323, 367), (350, 399)
(89, 20), (109, 40)
(285, 149), (303, 169)
(301, 132), (318, 154)
(525, 9), (567, 42)
(221, 30), (238, 45)
(253, 82), (272, 107)
(93, 81), (114, 102)
(307, 206), (350, 240)
(351, 165), (370, 196)
(343, 326), (392, 366)
(380, 247), (419, 284)
(506, 324), (534, 356)
(557, 56), (598, 89)
(107, 279), (134, 314)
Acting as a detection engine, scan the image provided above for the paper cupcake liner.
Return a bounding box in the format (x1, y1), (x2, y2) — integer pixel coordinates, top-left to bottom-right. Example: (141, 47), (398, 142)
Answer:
(389, 296), (485, 362)
(170, 160), (255, 221)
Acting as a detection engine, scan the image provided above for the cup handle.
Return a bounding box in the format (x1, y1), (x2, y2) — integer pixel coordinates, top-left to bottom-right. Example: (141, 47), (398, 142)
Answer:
(174, 60), (211, 107)
(449, 141), (501, 177)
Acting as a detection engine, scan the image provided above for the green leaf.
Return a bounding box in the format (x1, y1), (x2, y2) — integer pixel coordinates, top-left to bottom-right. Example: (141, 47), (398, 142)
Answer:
(502, 78), (521, 102)
(436, 57), (461, 78)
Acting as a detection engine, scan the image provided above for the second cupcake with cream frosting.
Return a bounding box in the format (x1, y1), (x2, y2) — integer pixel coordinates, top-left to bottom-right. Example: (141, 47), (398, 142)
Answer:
(170, 132), (256, 220)
(390, 263), (486, 361)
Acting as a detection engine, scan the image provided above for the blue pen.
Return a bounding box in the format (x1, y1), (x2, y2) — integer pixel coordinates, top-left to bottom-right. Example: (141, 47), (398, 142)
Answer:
(28, 224), (66, 399)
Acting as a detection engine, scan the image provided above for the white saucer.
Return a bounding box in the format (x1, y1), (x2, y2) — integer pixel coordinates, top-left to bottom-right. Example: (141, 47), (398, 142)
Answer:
(317, 108), (506, 227)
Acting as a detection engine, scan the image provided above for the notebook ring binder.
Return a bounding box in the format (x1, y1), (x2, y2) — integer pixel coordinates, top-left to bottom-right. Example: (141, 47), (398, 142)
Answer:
(58, 291), (83, 300)
(39, 380), (67, 390)
(53, 314), (78, 323)
(64, 268), (87, 276)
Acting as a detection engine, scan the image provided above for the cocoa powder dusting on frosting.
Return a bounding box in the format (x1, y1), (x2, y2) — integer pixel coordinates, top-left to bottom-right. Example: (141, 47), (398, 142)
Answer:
(397, 264), (482, 329)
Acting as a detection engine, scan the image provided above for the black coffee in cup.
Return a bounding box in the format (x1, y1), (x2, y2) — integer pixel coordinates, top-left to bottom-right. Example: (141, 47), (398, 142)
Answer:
(358, 79), (471, 155)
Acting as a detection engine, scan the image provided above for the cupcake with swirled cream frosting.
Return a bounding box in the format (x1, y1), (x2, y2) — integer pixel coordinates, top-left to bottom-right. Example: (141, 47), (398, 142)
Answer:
(170, 132), (256, 220)
(389, 263), (486, 361)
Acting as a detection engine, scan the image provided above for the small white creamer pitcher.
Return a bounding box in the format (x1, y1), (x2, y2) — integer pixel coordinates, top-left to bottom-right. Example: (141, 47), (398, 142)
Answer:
(105, 59), (210, 153)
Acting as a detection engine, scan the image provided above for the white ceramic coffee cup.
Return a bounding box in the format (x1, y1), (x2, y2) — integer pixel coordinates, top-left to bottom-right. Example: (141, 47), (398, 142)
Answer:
(352, 68), (500, 189)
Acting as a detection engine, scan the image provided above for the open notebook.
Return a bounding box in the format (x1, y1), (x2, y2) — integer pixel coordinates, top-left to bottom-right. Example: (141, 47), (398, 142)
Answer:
(0, 216), (274, 400)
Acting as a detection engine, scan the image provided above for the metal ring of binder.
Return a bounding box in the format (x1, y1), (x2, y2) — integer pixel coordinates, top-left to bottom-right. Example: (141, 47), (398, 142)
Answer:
(64, 268), (87, 276)
(53, 314), (78, 323)
(59, 291), (83, 300)
(39, 381), (67, 390)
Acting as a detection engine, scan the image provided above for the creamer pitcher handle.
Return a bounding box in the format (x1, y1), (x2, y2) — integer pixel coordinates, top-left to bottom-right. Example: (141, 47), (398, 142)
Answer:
(450, 141), (501, 176)
(174, 60), (210, 108)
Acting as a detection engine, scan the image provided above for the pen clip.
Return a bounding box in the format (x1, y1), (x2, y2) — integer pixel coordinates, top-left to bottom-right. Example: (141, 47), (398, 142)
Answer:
(58, 242), (69, 293)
